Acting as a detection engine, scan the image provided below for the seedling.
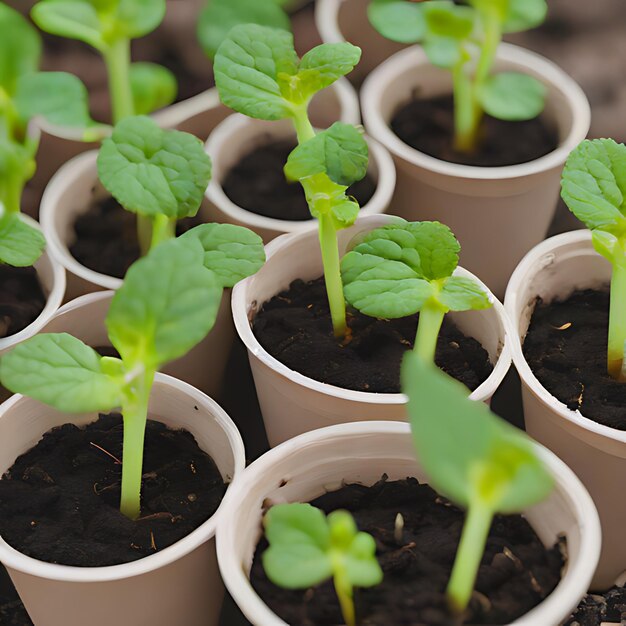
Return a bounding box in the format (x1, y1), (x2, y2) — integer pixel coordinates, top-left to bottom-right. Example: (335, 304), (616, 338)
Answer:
(0, 2), (106, 267)
(561, 138), (626, 381)
(341, 220), (492, 363)
(215, 24), (367, 337)
(402, 352), (554, 613)
(97, 115), (213, 253)
(368, 0), (548, 153)
(262, 504), (383, 626)
(0, 225), (265, 520)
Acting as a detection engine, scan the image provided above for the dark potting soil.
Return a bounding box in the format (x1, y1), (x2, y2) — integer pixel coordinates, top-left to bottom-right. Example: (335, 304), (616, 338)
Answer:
(0, 413), (227, 567)
(523, 288), (626, 431)
(563, 584), (626, 626)
(0, 266), (46, 339)
(69, 196), (202, 279)
(222, 141), (377, 221)
(391, 94), (559, 167)
(253, 277), (493, 393)
(250, 477), (565, 625)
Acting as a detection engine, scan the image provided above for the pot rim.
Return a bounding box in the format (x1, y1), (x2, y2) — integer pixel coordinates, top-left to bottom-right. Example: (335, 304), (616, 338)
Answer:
(231, 214), (512, 405)
(505, 229), (626, 446)
(0, 215), (66, 352)
(0, 372), (246, 582)
(216, 420), (602, 626)
(360, 43), (591, 180)
(205, 113), (396, 234)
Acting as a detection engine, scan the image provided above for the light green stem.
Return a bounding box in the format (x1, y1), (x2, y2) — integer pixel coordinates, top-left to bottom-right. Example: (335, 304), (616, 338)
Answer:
(608, 261), (626, 380)
(150, 214), (176, 251)
(120, 368), (155, 520)
(319, 213), (347, 338)
(414, 301), (446, 363)
(333, 568), (356, 626)
(103, 37), (134, 124)
(447, 502), (493, 613)
(292, 106), (316, 143)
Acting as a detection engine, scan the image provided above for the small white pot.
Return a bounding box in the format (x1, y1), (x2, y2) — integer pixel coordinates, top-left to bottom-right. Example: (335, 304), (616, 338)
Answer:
(204, 114), (396, 243)
(360, 44), (591, 298)
(0, 216), (66, 354)
(232, 214), (511, 447)
(315, 0), (407, 85)
(505, 230), (626, 591)
(216, 421), (601, 626)
(40, 290), (231, 400)
(0, 373), (245, 626)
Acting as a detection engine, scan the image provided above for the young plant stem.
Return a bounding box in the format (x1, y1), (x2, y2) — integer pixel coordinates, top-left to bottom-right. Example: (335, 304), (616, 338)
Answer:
(333, 566), (356, 626)
(120, 368), (155, 520)
(446, 501), (493, 614)
(414, 300), (446, 363)
(319, 212), (347, 338)
(608, 261), (626, 381)
(292, 106), (316, 143)
(150, 214), (176, 250)
(452, 57), (477, 154)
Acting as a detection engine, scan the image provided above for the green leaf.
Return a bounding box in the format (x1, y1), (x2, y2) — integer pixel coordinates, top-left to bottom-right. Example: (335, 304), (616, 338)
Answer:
(97, 116), (212, 220)
(423, 2), (474, 40)
(115, 0), (165, 39)
(106, 237), (222, 369)
(297, 42), (361, 95)
(31, 1), (106, 50)
(198, 0), (290, 60)
(331, 200), (360, 230)
(130, 63), (177, 115)
(402, 353), (554, 512)
(367, 0), (426, 44)
(503, 0), (547, 33)
(478, 72), (546, 121)
(438, 276), (492, 312)
(263, 503), (333, 588)
(180, 223), (265, 288)
(423, 36), (462, 69)
(214, 24), (298, 120)
(561, 139), (626, 232)
(0, 4), (41, 96)
(15, 71), (95, 129)
(284, 122), (368, 187)
(0, 333), (124, 413)
(342, 250), (433, 318)
(0, 215), (46, 267)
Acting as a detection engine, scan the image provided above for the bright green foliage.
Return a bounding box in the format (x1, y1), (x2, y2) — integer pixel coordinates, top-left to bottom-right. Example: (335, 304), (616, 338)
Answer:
(0, 230), (264, 520)
(215, 24), (365, 338)
(402, 353), (554, 612)
(129, 63), (177, 115)
(367, 0), (547, 152)
(214, 24), (360, 121)
(342, 221), (491, 362)
(0, 213), (46, 267)
(198, 0), (290, 60)
(97, 115), (212, 251)
(561, 138), (626, 381)
(263, 504), (383, 626)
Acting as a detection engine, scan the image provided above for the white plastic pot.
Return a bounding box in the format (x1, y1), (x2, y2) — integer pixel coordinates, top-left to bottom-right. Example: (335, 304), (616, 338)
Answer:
(315, 0), (407, 85)
(360, 44), (591, 298)
(216, 421), (601, 626)
(204, 114), (396, 243)
(40, 290), (231, 401)
(505, 230), (626, 591)
(0, 216), (66, 354)
(232, 214), (512, 447)
(0, 373), (245, 626)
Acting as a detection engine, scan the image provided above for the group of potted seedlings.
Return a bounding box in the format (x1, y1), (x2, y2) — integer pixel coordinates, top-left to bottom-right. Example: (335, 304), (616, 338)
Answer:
(0, 0), (622, 625)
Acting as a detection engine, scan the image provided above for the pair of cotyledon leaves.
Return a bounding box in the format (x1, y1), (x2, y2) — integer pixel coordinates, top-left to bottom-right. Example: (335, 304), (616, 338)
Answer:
(341, 220), (492, 319)
(368, 0), (547, 122)
(262, 355), (553, 595)
(0, 223), (265, 413)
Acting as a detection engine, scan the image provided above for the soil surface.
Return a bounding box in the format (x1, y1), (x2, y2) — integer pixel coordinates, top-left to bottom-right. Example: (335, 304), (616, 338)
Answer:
(0, 266), (46, 339)
(564, 584), (626, 625)
(70, 196), (202, 279)
(523, 288), (626, 431)
(0, 413), (226, 567)
(391, 95), (559, 167)
(222, 140), (377, 221)
(253, 277), (494, 393)
(251, 477), (564, 625)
